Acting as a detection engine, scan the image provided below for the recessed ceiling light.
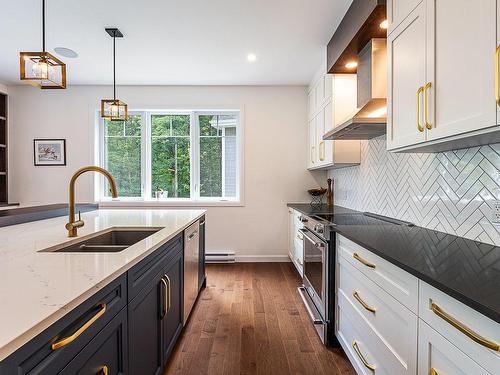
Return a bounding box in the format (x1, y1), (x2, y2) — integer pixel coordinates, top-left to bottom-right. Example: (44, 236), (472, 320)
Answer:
(345, 61), (358, 69)
(379, 19), (389, 29)
(54, 47), (78, 58)
(247, 53), (257, 62)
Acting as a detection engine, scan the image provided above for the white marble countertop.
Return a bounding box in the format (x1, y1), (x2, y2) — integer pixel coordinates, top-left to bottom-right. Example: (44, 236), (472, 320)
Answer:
(0, 208), (205, 361)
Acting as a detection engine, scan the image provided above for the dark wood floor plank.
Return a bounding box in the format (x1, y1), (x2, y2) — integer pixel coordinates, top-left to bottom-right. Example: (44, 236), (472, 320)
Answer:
(164, 262), (355, 375)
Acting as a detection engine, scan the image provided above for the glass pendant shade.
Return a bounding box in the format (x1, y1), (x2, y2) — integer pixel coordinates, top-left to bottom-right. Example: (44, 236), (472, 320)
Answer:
(19, 52), (66, 89)
(101, 99), (128, 121)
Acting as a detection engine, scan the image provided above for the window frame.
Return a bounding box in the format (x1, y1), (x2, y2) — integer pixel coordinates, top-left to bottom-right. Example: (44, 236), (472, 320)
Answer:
(97, 109), (243, 206)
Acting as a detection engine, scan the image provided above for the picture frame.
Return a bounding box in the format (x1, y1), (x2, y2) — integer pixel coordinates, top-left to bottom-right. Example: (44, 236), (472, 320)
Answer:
(33, 139), (66, 166)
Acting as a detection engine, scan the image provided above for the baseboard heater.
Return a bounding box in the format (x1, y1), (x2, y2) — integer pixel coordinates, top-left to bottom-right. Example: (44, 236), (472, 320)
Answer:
(205, 251), (235, 263)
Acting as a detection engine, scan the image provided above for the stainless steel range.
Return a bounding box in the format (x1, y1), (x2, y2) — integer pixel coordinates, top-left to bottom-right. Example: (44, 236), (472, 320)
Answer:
(297, 213), (338, 346)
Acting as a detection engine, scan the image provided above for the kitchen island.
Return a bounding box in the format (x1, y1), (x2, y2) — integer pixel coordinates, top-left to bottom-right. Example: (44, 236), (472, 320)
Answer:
(0, 208), (205, 372)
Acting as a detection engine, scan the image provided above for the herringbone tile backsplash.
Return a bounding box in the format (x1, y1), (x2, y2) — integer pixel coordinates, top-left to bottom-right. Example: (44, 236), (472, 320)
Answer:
(328, 137), (500, 246)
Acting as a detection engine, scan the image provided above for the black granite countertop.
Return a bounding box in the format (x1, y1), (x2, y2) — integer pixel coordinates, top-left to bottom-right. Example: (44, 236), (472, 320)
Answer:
(0, 203), (99, 228)
(288, 203), (500, 324)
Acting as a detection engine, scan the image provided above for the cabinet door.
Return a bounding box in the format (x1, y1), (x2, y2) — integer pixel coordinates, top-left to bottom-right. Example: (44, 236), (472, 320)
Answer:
(426, 0), (496, 142)
(418, 320), (490, 375)
(288, 208), (295, 260)
(308, 119), (316, 168)
(315, 109), (326, 166)
(323, 101), (334, 165)
(161, 252), (184, 366)
(387, 2), (427, 150)
(387, 0), (423, 34)
(59, 309), (128, 375)
(128, 271), (163, 375)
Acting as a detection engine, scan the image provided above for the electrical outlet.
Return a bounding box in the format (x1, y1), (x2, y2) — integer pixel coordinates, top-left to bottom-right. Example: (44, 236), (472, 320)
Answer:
(492, 200), (500, 224)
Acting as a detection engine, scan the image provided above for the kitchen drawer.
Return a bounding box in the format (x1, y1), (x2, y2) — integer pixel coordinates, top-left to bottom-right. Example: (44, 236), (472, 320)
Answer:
(338, 255), (417, 374)
(337, 292), (412, 375)
(419, 281), (500, 374)
(0, 275), (127, 375)
(59, 308), (128, 374)
(418, 319), (491, 375)
(127, 233), (183, 302)
(337, 235), (418, 312)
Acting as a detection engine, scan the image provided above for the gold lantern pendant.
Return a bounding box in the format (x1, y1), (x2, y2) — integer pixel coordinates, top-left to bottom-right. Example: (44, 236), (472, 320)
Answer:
(101, 28), (128, 122)
(19, 0), (66, 89)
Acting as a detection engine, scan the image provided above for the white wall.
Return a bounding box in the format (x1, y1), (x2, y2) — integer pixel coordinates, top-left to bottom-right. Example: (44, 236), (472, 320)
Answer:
(8, 85), (324, 260)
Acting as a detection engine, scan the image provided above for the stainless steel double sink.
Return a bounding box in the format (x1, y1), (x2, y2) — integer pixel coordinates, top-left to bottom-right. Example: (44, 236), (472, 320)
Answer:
(39, 227), (163, 253)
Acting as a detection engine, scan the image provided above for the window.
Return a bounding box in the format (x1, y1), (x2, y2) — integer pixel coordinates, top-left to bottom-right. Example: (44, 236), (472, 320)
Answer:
(98, 110), (241, 203)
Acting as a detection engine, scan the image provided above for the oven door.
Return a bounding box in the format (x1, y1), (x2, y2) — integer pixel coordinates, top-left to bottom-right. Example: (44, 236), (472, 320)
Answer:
(300, 228), (327, 319)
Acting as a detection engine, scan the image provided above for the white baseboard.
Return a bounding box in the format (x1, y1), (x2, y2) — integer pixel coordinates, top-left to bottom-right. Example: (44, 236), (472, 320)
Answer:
(235, 255), (291, 263)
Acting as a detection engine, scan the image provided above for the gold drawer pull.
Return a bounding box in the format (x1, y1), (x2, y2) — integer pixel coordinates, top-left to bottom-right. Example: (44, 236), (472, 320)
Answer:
(416, 86), (424, 132)
(431, 303), (500, 351)
(100, 365), (109, 375)
(297, 233), (304, 241)
(352, 341), (376, 371)
(353, 253), (376, 269)
(353, 291), (376, 313)
(496, 45), (500, 106)
(431, 369), (437, 375)
(424, 82), (432, 130)
(52, 303), (107, 350)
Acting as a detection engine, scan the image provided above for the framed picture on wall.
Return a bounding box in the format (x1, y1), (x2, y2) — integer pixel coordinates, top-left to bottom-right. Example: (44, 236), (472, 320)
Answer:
(33, 139), (66, 166)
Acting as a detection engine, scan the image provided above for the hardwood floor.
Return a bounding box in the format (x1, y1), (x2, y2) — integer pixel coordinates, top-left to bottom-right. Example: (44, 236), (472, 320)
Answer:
(163, 262), (356, 375)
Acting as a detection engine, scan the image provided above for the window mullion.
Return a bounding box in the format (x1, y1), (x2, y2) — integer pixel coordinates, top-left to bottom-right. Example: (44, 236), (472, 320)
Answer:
(143, 112), (151, 200)
(191, 112), (199, 200)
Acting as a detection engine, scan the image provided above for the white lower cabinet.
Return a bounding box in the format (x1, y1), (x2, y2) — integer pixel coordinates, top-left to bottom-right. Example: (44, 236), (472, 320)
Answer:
(418, 320), (490, 375)
(287, 208), (303, 276)
(336, 234), (500, 375)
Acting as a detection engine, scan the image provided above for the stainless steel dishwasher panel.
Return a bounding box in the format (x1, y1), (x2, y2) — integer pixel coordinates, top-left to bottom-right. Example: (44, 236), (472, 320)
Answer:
(183, 221), (199, 324)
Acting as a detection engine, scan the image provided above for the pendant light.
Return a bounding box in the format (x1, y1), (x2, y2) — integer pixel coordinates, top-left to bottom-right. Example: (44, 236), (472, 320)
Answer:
(101, 28), (128, 121)
(19, 0), (66, 89)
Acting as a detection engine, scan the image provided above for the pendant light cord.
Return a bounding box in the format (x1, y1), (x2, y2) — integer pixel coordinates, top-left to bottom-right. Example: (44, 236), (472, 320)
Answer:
(113, 32), (116, 100)
(42, 0), (45, 52)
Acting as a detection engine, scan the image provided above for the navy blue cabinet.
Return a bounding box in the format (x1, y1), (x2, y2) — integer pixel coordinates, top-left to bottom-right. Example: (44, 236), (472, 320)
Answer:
(127, 234), (183, 375)
(59, 308), (128, 375)
(161, 251), (183, 366)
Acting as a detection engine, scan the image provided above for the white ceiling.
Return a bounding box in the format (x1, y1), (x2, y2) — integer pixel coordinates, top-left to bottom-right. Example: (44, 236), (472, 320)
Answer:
(0, 0), (352, 86)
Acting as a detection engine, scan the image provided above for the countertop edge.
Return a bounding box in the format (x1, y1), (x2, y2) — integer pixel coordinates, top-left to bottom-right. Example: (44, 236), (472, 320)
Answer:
(287, 203), (500, 325)
(0, 210), (205, 361)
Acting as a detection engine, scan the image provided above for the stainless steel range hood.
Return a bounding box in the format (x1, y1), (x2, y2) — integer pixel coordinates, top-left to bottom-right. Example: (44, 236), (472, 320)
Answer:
(324, 38), (387, 140)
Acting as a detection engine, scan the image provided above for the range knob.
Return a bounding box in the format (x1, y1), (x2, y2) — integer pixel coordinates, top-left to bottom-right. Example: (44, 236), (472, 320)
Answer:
(299, 216), (308, 223)
(315, 224), (324, 234)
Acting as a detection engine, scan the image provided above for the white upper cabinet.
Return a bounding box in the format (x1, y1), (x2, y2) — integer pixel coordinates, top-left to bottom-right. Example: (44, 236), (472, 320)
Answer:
(387, 0), (500, 152)
(387, 2), (426, 149)
(387, 0), (422, 35)
(426, 0), (496, 142)
(307, 66), (360, 170)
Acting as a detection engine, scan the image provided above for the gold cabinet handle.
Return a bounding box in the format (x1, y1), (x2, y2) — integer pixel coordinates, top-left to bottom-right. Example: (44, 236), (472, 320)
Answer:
(160, 277), (168, 318)
(297, 233), (304, 241)
(353, 291), (376, 313)
(496, 46), (500, 106)
(424, 82), (432, 129)
(311, 146), (315, 164)
(431, 302), (500, 351)
(353, 253), (376, 269)
(164, 274), (171, 314)
(52, 303), (107, 350)
(352, 341), (376, 371)
(431, 369), (438, 375)
(100, 365), (108, 375)
(416, 86), (424, 132)
(319, 141), (325, 161)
